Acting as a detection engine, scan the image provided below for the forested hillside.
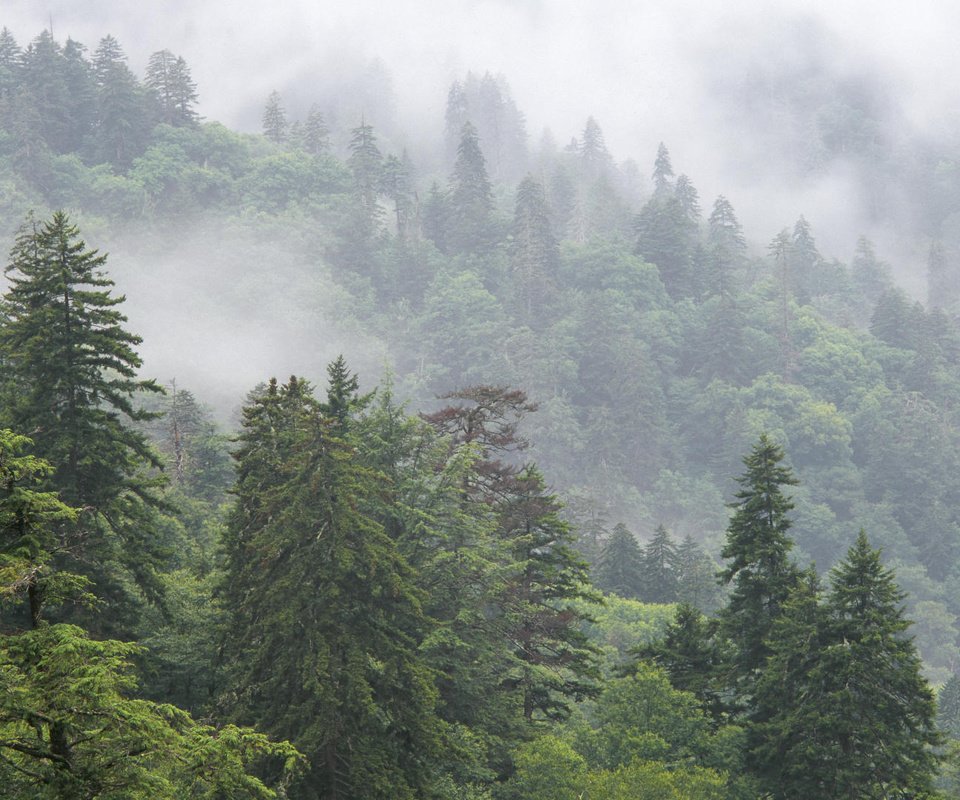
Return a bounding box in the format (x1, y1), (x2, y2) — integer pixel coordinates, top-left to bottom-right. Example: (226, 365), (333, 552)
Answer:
(1, 23), (960, 799)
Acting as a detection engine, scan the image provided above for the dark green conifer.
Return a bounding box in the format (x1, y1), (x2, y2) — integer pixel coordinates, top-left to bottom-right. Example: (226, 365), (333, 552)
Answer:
(718, 435), (799, 702)
(595, 522), (644, 598)
(640, 524), (679, 603)
(447, 121), (496, 255)
(0, 212), (165, 627)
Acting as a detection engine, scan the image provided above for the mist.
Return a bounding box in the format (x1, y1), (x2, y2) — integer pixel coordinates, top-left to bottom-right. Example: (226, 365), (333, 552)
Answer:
(3, 0), (959, 397)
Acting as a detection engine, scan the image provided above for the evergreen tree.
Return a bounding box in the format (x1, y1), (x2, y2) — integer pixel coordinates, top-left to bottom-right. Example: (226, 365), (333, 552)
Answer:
(652, 142), (674, 196)
(790, 215), (821, 305)
(422, 181), (450, 253)
(0, 212), (165, 629)
(221, 373), (441, 799)
(940, 674), (960, 738)
(380, 152), (413, 237)
(753, 536), (941, 798)
(640, 524), (680, 603)
(708, 195), (746, 299)
(675, 534), (722, 613)
(145, 49), (198, 127)
(594, 522), (644, 598)
(261, 89), (286, 143)
(509, 175), (558, 320)
(300, 103), (329, 155)
(718, 435), (800, 704)
(447, 121), (496, 255)
(91, 35), (149, 168)
(638, 604), (726, 722)
(579, 116), (612, 181)
(0, 27), (20, 108)
(497, 465), (600, 721)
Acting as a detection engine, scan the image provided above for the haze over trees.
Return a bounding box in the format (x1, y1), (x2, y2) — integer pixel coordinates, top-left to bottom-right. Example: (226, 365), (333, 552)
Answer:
(0, 19), (959, 799)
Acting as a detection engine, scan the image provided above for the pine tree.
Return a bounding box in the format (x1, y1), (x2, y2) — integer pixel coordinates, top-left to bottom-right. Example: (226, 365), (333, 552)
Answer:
(0, 212), (165, 628)
(675, 534), (721, 612)
(0, 27), (20, 108)
(718, 435), (800, 704)
(261, 89), (286, 143)
(594, 522), (644, 598)
(579, 116), (612, 180)
(940, 674), (960, 738)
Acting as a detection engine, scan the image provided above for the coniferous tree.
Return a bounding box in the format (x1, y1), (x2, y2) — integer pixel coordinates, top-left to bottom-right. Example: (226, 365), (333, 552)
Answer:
(753, 536), (940, 798)
(0, 212), (165, 629)
(510, 175), (558, 320)
(708, 195), (746, 299)
(300, 103), (329, 155)
(652, 142), (674, 196)
(675, 534), (722, 613)
(640, 524), (680, 603)
(718, 434), (800, 704)
(498, 466), (600, 721)
(91, 35), (148, 168)
(579, 116), (612, 181)
(0, 27), (20, 109)
(594, 522), (644, 599)
(145, 49), (198, 127)
(261, 89), (286, 143)
(221, 372), (441, 800)
(940, 674), (960, 738)
(447, 121), (496, 255)
(638, 604), (726, 722)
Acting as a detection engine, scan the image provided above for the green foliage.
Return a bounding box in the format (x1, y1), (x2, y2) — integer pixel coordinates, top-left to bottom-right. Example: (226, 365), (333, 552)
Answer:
(0, 623), (300, 799)
(1, 211), (166, 629)
(718, 434), (800, 698)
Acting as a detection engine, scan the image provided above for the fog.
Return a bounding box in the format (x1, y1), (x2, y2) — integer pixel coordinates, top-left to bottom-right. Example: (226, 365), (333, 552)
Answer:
(3, 0), (958, 398)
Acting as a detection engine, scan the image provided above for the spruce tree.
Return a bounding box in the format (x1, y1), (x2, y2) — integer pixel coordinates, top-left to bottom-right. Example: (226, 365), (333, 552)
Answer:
(0, 212), (165, 628)
(497, 465), (600, 721)
(447, 121), (496, 255)
(640, 524), (680, 603)
(823, 530), (940, 797)
(753, 536), (941, 798)
(261, 89), (286, 143)
(91, 35), (148, 168)
(510, 175), (558, 320)
(221, 373), (441, 799)
(718, 434), (799, 704)
(594, 522), (644, 598)
(652, 142), (674, 196)
(708, 195), (746, 299)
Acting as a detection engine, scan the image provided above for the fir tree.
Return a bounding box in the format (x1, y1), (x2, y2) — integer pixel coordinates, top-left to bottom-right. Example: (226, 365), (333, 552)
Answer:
(497, 465), (600, 721)
(91, 35), (148, 168)
(145, 49), (198, 127)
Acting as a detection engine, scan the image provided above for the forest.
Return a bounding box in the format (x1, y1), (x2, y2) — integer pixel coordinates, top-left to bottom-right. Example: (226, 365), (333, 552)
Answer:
(2, 18), (960, 799)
